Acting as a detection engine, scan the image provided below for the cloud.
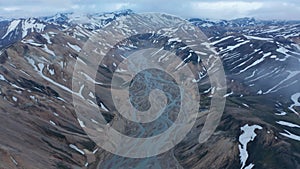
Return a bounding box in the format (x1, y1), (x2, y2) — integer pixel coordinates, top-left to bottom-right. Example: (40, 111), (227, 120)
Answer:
(188, 1), (264, 19)
(0, 0), (299, 20)
(3, 7), (21, 12)
(251, 1), (300, 20)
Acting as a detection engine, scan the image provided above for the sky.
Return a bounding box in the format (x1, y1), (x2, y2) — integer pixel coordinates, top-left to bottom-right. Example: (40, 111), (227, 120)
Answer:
(0, 0), (300, 20)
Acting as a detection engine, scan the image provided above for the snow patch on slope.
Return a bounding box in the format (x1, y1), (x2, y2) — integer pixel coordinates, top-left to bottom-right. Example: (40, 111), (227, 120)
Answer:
(2, 20), (21, 39)
(239, 124), (262, 169)
(42, 45), (55, 56)
(244, 35), (273, 41)
(288, 93), (300, 115)
(277, 121), (300, 128)
(69, 144), (85, 155)
(67, 42), (81, 52)
(22, 19), (46, 38)
(280, 130), (300, 141)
